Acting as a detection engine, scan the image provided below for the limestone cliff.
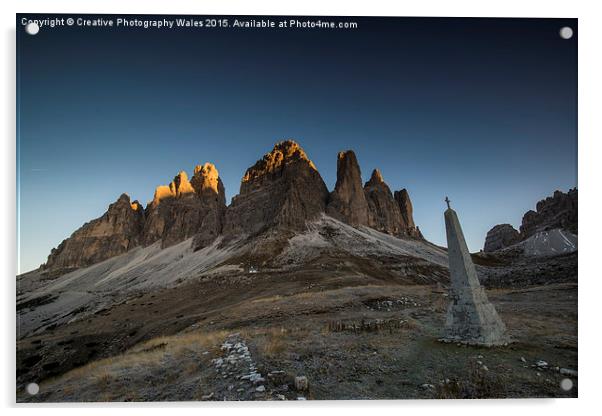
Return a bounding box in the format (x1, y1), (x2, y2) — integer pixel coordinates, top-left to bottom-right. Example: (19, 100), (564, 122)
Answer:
(483, 224), (520, 252)
(221, 140), (329, 240)
(483, 188), (577, 252)
(363, 169), (407, 236)
(326, 150), (370, 227)
(520, 188), (577, 238)
(393, 189), (423, 238)
(42, 193), (145, 276)
(142, 167), (226, 249)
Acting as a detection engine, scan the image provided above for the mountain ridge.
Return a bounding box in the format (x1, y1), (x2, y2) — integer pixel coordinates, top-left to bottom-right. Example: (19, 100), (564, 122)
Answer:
(40, 140), (422, 276)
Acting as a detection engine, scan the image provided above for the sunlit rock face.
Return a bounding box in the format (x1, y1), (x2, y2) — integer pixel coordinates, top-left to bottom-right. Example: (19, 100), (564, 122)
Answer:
(42, 193), (145, 276)
(221, 140), (329, 240)
(326, 150), (370, 227)
(191, 163), (227, 251)
(142, 167), (226, 249)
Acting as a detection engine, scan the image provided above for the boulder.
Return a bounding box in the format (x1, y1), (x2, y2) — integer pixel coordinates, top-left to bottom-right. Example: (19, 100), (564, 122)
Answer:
(326, 150), (370, 226)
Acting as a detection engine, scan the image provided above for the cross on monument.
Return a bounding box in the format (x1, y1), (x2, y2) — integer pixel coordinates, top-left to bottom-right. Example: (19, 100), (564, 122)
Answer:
(445, 196), (451, 209)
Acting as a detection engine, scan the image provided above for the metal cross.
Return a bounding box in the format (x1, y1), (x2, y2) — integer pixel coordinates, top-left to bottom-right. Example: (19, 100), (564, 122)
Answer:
(445, 196), (451, 209)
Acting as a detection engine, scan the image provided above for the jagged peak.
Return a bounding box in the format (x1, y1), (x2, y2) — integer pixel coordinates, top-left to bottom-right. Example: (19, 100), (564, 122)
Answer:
(130, 200), (142, 211)
(116, 193), (131, 203)
(365, 169), (385, 187)
(242, 140), (317, 184)
(169, 171), (195, 197)
(191, 162), (223, 196)
(112, 193), (141, 213)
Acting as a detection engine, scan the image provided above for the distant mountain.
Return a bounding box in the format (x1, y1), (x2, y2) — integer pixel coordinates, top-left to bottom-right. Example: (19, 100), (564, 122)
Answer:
(483, 188), (577, 253)
(39, 140), (422, 277)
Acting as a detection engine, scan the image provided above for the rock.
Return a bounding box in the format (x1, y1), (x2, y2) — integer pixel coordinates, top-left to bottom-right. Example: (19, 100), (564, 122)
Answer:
(520, 188), (577, 238)
(394, 189), (422, 238)
(190, 163), (227, 250)
(483, 224), (520, 252)
(42, 193), (145, 276)
(294, 376), (309, 391)
(420, 383), (435, 389)
(363, 169), (407, 236)
(255, 385), (265, 392)
(482, 188), (577, 252)
(221, 140), (329, 242)
(142, 166), (227, 249)
(560, 368), (578, 377)
(326, 150), (370, 227)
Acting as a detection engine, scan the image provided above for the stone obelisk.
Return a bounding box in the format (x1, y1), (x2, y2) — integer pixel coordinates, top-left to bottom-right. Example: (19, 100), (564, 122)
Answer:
(442, 197), (508, 346)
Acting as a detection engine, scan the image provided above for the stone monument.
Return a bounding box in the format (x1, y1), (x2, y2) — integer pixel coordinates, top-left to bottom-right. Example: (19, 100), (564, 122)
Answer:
(442, 197), (508, 346)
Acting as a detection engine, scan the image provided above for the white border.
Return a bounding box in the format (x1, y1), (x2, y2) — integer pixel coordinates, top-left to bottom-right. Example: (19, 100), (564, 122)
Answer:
(3, 1), (601, 415)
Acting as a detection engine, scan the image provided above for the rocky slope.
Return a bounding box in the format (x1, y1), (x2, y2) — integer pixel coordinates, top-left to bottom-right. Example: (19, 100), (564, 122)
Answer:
(42, 193), (145, 277)
(483, 188), (577, 252)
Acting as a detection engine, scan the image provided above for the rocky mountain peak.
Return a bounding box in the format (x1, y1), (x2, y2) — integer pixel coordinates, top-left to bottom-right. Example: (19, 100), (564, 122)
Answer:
(142, 164), (227, 248)
(484, 188), (577, 252)
(222, 140), (329, 242)
(326, 150), (370, 227)
(241, 140), (317, 189)
(42, 193), (145, 277)
(170, 171), (195, 197)
(191, 162), (224, 199)
(393, 189), (422, 238)
(366, 169), (385, 186)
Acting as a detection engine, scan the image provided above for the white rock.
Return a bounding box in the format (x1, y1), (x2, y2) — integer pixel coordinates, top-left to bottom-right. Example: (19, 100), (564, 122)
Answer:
(295, 376), (309, 391)
(256, 385), (265, 392)
(560, 368), (578, 377)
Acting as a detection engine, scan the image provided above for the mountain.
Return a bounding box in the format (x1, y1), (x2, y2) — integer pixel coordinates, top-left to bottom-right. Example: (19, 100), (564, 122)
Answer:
(41, 164), (227, 276)
(41, 193), (145, 277)
(18, 140), (578, 401)
(39, 140), (423, 276)
(221, 140), (329, 242)
(326, 150), (371, 227)
(483, 188), (577, 253)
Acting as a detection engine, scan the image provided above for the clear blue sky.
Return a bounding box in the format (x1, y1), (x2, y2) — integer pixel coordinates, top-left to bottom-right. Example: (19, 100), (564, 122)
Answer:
(17, 15), (577, 273)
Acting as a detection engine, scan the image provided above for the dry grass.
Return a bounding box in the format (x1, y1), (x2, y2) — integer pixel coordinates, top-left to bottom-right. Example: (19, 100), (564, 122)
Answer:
(435, 362), (509, 399)
(39, 329), (231, 392)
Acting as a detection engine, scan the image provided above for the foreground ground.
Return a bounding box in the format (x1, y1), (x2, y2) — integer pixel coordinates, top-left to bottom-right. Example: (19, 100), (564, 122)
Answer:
(17, 269), (578, 401)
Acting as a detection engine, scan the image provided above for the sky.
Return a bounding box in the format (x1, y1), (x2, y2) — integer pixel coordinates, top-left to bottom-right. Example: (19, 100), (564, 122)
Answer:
(17, 15), (577, 273)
